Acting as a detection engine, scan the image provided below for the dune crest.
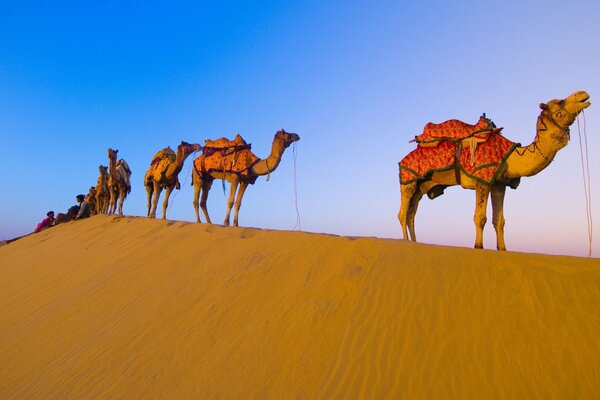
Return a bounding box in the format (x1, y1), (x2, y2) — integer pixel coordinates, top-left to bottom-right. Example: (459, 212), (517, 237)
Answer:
(1, 215), (599, 399)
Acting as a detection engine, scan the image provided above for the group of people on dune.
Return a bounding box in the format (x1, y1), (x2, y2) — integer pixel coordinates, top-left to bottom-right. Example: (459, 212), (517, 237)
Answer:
(34, 194), (92, 233)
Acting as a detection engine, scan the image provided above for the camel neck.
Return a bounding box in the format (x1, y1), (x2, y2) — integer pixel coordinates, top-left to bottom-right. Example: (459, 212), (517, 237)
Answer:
(506, 116), (567, 178)
(250, 136), (286, 176)
(108, 157), (118, 177)
(166, 149), (189, 177)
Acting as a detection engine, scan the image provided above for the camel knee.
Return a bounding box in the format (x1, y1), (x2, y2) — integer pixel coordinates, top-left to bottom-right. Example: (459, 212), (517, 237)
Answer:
(492, 215), (505, 230)
(474, 213), (487, 228)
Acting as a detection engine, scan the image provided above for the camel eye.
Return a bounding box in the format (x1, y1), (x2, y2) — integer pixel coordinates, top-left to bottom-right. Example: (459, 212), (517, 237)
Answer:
(554, 111), (563, 118)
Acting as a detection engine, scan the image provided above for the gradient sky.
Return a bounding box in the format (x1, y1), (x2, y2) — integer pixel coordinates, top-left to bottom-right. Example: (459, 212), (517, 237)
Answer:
(1, 0), (599, 257)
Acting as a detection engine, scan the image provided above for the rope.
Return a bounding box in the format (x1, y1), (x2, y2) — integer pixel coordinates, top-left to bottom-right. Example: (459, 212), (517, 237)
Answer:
(167, 150), (200, 206)
(292, 142), (301, 231)
(576, 110), (593, 257)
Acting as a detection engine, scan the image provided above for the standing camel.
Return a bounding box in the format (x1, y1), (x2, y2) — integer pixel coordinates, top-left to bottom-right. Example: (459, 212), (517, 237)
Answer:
(192, 129), (300, 226)
(145, 141), (202, 219)
(107, 148), (132, 216)
(95, 165), (110, 214)
(85, 186), (97, 216)
(398, 91), (590, 250)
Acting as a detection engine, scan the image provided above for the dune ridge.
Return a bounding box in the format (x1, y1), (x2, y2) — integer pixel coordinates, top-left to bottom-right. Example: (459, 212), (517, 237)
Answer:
(1, 215), (599, 399)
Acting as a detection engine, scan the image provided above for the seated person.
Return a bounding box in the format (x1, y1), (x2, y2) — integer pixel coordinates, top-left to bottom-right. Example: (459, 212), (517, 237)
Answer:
(74, 194), (91, 220)
(34, 211), (55, 232)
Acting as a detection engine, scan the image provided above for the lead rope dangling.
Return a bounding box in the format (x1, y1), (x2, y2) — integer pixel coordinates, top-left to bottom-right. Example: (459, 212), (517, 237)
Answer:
(265, 160), (271, 182)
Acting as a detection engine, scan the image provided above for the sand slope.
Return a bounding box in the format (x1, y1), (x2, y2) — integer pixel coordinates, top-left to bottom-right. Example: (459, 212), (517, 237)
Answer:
(1, 215), (599, 399)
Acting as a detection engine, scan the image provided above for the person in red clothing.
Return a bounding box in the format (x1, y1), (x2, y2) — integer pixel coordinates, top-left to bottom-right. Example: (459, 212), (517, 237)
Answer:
(34, 211), (55, 233)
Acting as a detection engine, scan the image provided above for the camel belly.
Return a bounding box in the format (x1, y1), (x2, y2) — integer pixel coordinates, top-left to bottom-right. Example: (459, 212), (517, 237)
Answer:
(419, 170), (478, 198)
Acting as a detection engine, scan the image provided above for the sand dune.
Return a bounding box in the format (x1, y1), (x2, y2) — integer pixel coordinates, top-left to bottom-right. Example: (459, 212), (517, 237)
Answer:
(1, 215), (599, 399)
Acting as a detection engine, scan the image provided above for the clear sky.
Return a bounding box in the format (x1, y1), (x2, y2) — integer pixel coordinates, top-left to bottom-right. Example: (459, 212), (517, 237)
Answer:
(1, 0), (599, 257)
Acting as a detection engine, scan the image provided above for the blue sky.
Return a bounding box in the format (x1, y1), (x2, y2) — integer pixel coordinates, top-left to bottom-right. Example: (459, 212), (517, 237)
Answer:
(1, 0), (599, 257)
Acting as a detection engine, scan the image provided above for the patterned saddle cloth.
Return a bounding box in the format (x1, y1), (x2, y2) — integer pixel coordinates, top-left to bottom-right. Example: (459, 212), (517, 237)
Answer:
(400, 116), (519, 186)
(414, 115), (500, 146)
(203, 134), (250, 155)
(195, 134), (260, 183)
(146, 147), (177, 184)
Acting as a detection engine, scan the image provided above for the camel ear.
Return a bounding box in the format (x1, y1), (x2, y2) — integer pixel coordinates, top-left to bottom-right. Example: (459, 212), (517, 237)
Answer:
(539, 103), (548, 110)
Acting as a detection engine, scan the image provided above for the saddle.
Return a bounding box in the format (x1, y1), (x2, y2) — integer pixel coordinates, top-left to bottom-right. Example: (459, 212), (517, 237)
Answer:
(413, 115), (501, 146)
(203, 134), (250, 156)
(400, 114), (518, 186)
(195, 133), (259, 182)
(150, 147), (176, 166)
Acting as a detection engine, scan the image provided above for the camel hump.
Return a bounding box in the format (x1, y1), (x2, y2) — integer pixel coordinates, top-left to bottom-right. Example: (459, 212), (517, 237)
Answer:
(150, 147), (176, 165)
(204, 133), (250, 151)
(415, 115), (498, 144)
(118, 159), (132, 176)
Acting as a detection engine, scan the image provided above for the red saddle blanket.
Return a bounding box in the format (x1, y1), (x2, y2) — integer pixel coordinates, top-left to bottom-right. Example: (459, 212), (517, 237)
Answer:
(414, 115), (498, 144)
(194, 134), (260, 182)
(400, 131), (519, 185)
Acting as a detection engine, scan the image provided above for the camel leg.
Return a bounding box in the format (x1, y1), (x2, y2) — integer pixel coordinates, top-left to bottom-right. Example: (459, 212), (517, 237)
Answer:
(474, 183), (490, 249)
(95, 193), (103, 215)
(109, 190), (118, 214)
(161, 185), (174, 220)
(200, 180), (213, 224)
(407, 190), (424, 242)
(398, 183), (417, 240)
(224, 179), (239, 226)
(108, 190), (113, 214)
(232, 182), (248, 227)
(146, 183), (154, 217)
(491, 184), (507, 251)
(151, 183), (162, 219)
(118, 187), (126, 216)
(192, 171), (203, 223)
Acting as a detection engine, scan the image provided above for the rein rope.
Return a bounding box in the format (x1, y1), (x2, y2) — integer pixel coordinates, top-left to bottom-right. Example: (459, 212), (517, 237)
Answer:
(576, 110), (593, 257)
(292, 141), (301, 231)
(167, 150), (201, 206)
(514, 111), (570, 162)
(265, 159), (271, 182)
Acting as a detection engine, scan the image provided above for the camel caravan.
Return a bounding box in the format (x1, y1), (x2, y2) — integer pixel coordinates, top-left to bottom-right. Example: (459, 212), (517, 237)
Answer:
(28, 90), (591, 251)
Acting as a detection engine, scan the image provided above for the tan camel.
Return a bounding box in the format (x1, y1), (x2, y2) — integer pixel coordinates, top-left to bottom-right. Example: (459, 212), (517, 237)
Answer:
(144, 141), (202, 219)
(95, 165), (110, 214)
(398, 91), (590, 250)
(192, 129), (300, 226)
(85, 186), (97, 216)
(107, 148), (132, 216)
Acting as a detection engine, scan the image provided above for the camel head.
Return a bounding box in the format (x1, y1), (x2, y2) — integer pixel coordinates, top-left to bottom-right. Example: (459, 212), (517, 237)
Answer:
(108, 148), (118, 162)
(178, 141), (203, 157)
(87, 186), (96, 199)
(99, 165), (108, 175)
(275, 129), (301, 148)
(538, 91), (590, 148)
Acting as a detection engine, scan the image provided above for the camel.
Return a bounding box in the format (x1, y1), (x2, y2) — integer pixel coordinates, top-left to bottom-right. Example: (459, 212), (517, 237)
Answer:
(95, 165), (110, 214)
(398, 91), (590, 250)
(85, 186), (97, 216)
(107, 148), (132, 216)
(144, 141), (202, 219)
(192, 129), (300, 226)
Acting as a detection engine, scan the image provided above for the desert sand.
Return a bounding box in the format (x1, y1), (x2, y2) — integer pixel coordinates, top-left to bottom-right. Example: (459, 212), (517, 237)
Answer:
(1, 215), (599, 399)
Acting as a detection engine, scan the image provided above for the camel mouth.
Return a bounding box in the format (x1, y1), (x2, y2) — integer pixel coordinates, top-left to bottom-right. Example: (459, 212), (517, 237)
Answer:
(575, 92), (591, 109)
(285, 133), (300, 146)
